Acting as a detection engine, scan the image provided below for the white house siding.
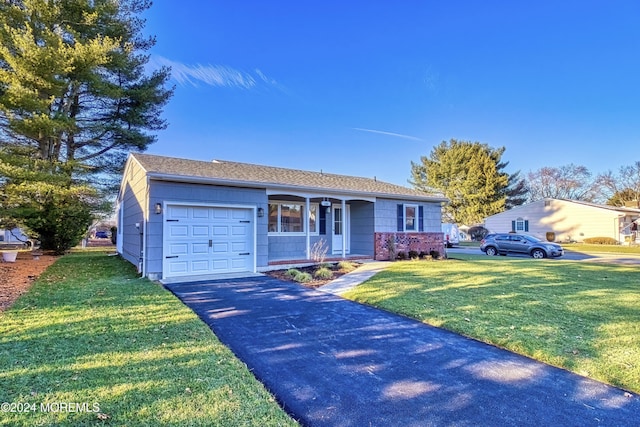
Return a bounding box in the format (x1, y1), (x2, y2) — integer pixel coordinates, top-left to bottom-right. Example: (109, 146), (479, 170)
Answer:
(484, 199), (623, 242)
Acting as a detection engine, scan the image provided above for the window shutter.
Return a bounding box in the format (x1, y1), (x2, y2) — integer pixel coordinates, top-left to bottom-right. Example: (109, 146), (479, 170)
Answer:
(511, 220), (516, 232)
(319, 206), (326, 235)
(397, 204), (404, 232)
(524, 220), (529, 232)
(418, 206), (424, 232)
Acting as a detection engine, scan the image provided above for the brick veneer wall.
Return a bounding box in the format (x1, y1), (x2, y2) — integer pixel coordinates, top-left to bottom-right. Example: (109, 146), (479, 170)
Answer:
(374, 232), (445, 260)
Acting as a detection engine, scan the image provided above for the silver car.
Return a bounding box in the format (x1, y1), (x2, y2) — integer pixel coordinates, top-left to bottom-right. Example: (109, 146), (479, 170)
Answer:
(480, 233), (564, 259)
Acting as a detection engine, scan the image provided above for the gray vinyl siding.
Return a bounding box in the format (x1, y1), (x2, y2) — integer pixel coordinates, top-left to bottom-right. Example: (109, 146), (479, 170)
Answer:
(374, 198), (442, 233)
(146, 181), (268, 277)
(119, 159), (148, 268)
(350, 201), (374, 255)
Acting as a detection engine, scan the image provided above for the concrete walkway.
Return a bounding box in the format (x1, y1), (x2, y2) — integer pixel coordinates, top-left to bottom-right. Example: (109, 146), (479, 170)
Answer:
(318, 261), (391, 294)
(165, 276), (640, 426)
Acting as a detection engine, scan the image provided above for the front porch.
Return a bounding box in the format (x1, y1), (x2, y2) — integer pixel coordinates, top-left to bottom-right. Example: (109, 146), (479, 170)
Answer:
(267, 192), (375, 264)
(260, 254), (373, 272)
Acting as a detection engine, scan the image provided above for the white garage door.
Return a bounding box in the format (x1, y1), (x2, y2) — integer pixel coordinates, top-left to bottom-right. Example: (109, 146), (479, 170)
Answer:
(163, 204), (254, 279)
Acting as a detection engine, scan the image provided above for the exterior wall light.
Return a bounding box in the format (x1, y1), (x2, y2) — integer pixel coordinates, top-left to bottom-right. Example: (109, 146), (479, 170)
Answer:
(155, 203), (162, 215)
(257, 207), (264, 217)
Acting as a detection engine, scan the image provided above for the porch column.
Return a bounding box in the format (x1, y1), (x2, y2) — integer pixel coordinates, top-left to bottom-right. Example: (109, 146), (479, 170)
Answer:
(306, 197), (311, 260)
(341, 199), (346, 258)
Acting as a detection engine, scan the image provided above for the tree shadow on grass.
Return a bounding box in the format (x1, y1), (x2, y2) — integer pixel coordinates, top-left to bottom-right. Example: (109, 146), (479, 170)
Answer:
(0, 252), (296, 427)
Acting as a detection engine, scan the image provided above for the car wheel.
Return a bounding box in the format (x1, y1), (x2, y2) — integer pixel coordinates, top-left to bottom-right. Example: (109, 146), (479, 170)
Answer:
(485, 246), (498, 256)
(531, 249), (545, 259)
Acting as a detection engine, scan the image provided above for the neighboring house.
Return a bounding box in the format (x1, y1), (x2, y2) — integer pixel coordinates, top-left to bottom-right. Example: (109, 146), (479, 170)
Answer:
(0, 227), (29, 244)
(483, 198), (640, 243)
(117, 153), (448, 281)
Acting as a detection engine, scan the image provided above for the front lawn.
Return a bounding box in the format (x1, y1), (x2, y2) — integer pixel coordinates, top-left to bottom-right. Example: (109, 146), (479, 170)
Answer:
(0, 252), (297, 427)
(343, 254), (640, 393)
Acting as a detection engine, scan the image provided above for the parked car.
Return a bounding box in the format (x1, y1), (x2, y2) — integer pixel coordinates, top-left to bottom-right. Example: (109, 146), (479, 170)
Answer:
(480, 233), (564, 259)
(441, 223), (460, 248)
(95, 231), (109, 239)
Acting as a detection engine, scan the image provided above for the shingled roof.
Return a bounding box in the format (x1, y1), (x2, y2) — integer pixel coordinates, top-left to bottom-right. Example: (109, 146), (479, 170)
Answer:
(131, 153), (446, 202)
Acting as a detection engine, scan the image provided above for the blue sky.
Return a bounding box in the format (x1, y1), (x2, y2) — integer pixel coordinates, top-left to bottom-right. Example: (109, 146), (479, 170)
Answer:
(141, 1), (640, 187)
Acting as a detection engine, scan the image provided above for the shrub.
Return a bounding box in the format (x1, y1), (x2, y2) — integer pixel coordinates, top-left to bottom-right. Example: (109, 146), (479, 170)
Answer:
(429, 250), (440, 259)
(419, 251), (428, 259)
(386, 235), (396, 260)
(583, 237), (619, 245)
(397, 251), (407, 260)
(337, 261), (357, 272)
(311, 238), (328, 263)
(285, 268), (301, 278)
(468, 226), (489, 241)
(294, 272), (312, 283)
(408, 250), (419, 260)
(314, 266), (333, 279)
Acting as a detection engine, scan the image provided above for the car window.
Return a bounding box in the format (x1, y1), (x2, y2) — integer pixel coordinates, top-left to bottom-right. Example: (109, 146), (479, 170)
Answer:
(495, 235), (509, 241)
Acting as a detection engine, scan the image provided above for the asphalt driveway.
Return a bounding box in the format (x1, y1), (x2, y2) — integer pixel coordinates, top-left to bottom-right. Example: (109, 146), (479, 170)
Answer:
(165, 276), (640, 426)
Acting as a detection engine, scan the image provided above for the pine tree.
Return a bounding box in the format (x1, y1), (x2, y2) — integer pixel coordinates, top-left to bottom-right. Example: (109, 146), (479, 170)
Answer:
(0, 0), (173, 252)
(410, 139), (525, 225)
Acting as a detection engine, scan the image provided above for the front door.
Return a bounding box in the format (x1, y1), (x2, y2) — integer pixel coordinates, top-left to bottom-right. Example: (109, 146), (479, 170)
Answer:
(332, 204), (350, 254)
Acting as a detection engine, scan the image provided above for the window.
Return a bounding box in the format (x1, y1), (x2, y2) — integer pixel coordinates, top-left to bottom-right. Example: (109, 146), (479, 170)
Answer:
(397, 203), (423, 232)
(405, 205), (417, 231)
(268, 202), (318, 234)
(515, 217), (525, 231)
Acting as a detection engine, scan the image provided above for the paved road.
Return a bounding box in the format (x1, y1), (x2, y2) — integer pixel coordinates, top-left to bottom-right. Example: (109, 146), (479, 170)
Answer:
(448, 247), (640, 264)
(165, 277), (640, 426)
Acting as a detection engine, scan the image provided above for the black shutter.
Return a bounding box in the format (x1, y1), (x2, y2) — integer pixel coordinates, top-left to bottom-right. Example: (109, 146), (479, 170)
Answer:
(511, 220), (516, 232)
(397, 204), (404, 232)
(319, 206), (326, 235)
(524, 220), (529, 232)
(418, 206), (424, 232)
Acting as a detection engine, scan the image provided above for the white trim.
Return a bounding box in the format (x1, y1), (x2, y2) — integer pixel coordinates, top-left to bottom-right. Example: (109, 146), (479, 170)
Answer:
(403, 203), (419, 232)
(267, 200), (319, 236)
(161, 201), (257, 281)
(332, 203), (351, 255)
(266, 188), (377, 203)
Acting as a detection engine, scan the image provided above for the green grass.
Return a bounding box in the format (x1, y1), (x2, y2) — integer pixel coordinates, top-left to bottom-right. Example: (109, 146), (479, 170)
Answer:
(563, 243), (640, 254)
(0, 251), (297, 427)
(343, 254), (640, 393)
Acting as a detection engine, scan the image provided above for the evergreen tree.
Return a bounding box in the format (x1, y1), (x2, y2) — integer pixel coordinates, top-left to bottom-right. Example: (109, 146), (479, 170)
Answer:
(410, 139), (525, 225)
(0, 0), (172, 252)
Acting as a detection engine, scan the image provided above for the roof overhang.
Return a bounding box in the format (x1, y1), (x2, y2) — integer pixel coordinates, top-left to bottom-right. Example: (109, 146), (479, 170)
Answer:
(146, 172), (448, 204)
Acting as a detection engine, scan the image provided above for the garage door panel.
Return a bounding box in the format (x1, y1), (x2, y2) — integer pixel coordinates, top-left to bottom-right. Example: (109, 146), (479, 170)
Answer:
(168, 261), (188, 273)
(169, 243), (188, 255)
(212, 243), (229, 253)
(231, 257), (249, 268)
(192, 207), (210, 219)
(191, 260), (210, 272)
(212, 259), (229, 270)
(213, 208), (230, 219)
(192, 226), (210, 237)
(232, 225), (247, 235)
(169, 206), (189, 219)
(169, 225), (189, 237)
(164, 205), (254, 278)
(232, 209), (250, 220)
(231, 241), (248, 251)
(192, 243), (209, 254)
(213, 226), (229, 235)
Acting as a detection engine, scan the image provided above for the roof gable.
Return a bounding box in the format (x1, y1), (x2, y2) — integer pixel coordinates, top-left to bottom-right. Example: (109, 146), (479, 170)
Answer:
(129, 153), (446, 202)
